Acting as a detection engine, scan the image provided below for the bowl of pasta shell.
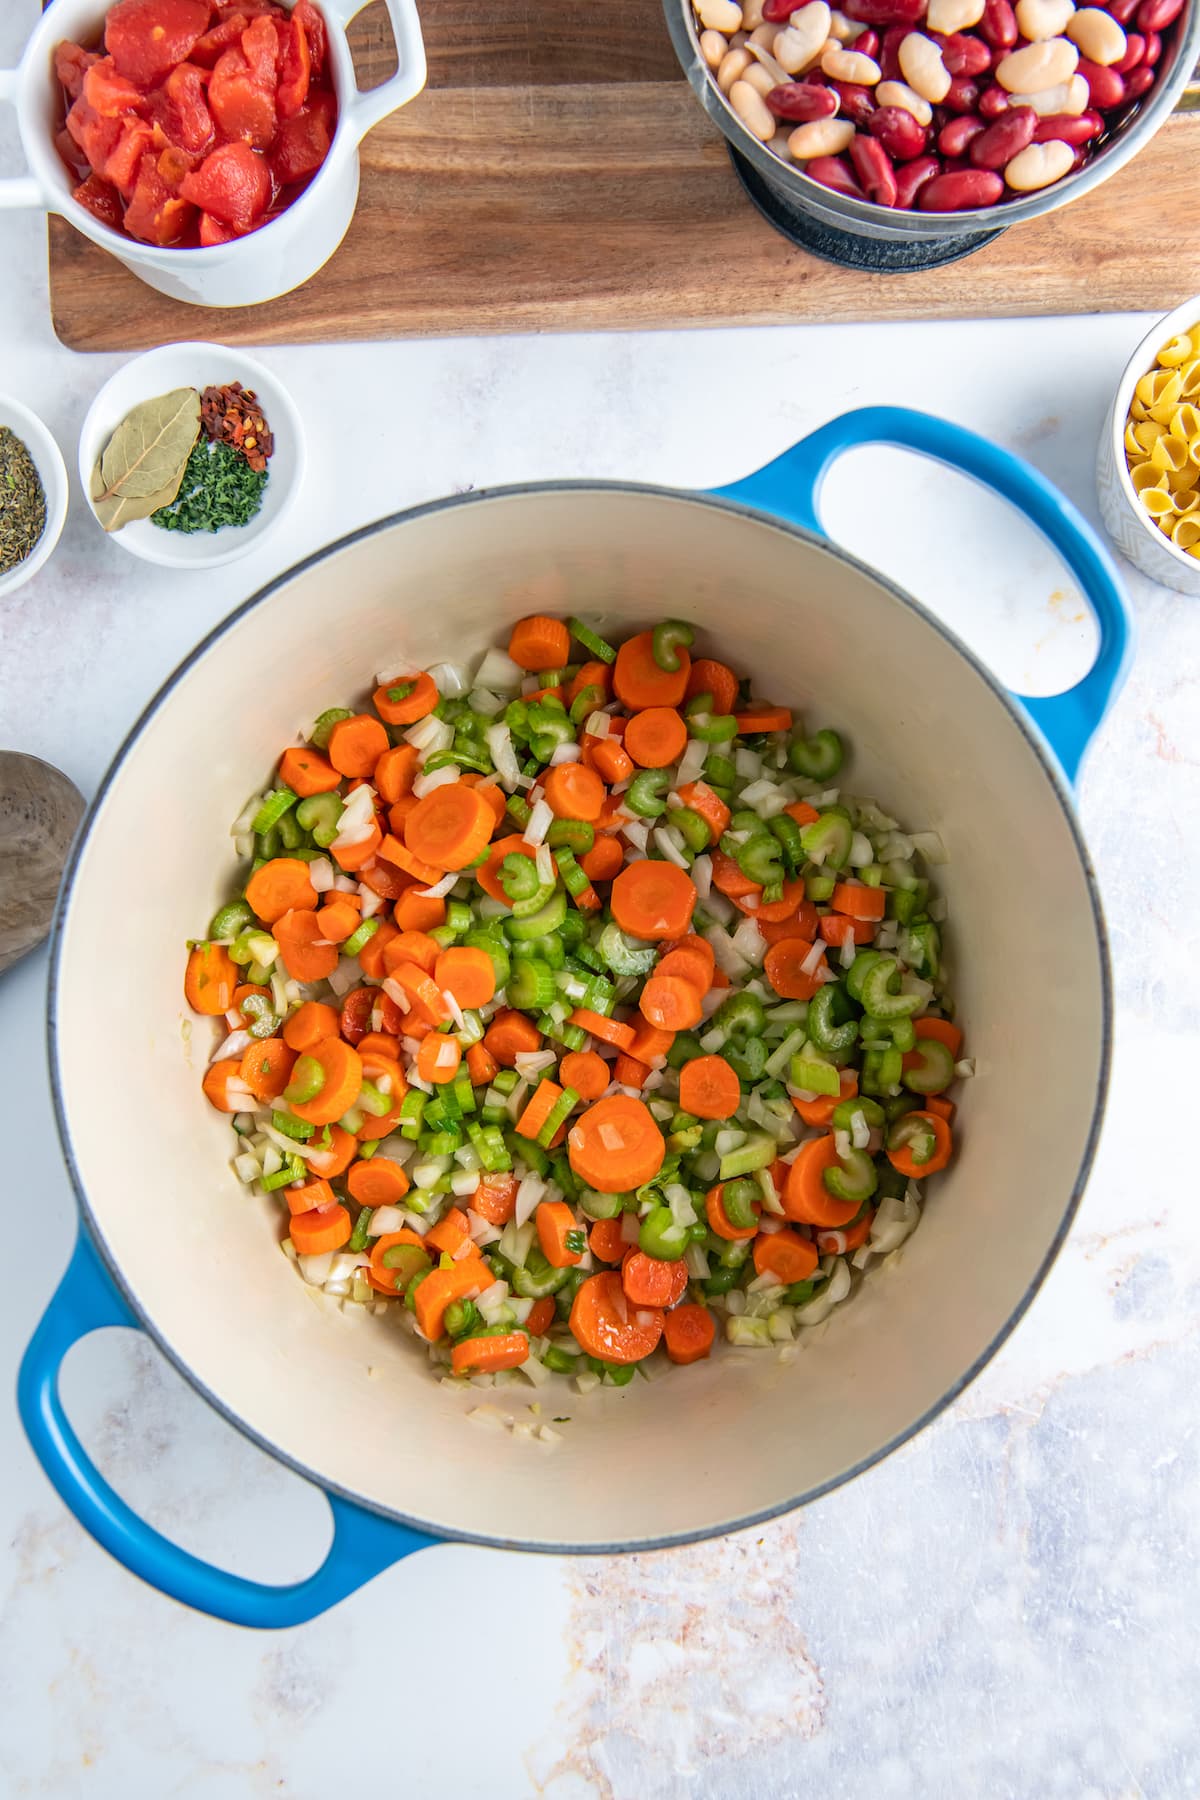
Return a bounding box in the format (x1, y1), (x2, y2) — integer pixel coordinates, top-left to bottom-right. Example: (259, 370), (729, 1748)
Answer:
(1099, 295), (1200, 595)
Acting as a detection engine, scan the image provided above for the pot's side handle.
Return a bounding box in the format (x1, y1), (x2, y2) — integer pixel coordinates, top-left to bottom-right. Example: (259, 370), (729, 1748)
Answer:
(17, 1232), (435, 1628)
(323, 0), (428, 141)
(0, 68), (44, 211)
(711, 405), (1134, 785)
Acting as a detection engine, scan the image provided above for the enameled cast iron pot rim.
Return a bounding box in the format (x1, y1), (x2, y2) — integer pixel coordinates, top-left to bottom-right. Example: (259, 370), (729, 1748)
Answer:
(42, 469), (1113, 1556)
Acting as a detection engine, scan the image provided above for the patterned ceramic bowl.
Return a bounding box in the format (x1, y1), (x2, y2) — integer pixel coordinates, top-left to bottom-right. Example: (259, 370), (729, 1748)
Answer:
(1098, 295), (1200, 597)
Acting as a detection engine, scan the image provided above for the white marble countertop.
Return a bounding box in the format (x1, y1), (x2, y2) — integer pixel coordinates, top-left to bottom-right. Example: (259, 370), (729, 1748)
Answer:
(3, 6), (1200, 1790)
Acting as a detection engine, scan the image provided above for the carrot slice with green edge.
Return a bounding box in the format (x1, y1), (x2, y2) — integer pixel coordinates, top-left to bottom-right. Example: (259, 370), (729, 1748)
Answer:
(525, 1297), (556, 1337)
(238, 1037), (295, 1103)
(568, 1009), (636, 1051)
(675, 781), (731, 841)
(653, 944), (713, 993)
(570, 1270), (663, 1364)
(282, 1001), (341, 1053)
(709, 849), (760, 900)
(279, 745), (341, 797)
(685, 657), (738, 715)
(663, 1303), (716, 1365)
(508, 614), (571, 671)
(783, 1134), (861, 1228)
(559, 1050), (609, 1101)
(369, 1228), (431, 1296)
(317, 896), (361, 945)
(273, 910), (340, 983)
(290, 1204), (352, 1256)
(753, 1229), (819, 1284)
(384, 929), (440, 975)
(185, 942), (238, 1015)
(435, 945), (496, 1008)
(542, 761), (606, 822)
(568, 1095), (665, 1192)
(476, 833), (538, 904)
(623, 707), (688, 769)
(706, 1182), (760, 1241)
(471, 1172), (518, 1225)
(466, 1041), (499, 1087)
(567, 659), (612, 707)
(331, 821), (383, 875)
(793, 1067), (859, 1128)
(355, 919), (398, 979)
(757, 903), (822, 947)
(914, 1016), (964, 1059)
(347, 1157), (410, 1206)
(589, 1218), (628, 1263)
(622, 1249), (688, 1309)
(373, 743), (420, 804)
(288, 1037), (363, 1127)
(579, 835), (624, 884)
(817, 1211), (874, 1254)
(613, 629), (690, 710)
(389, 960), (450, 1027)
(483, 1008), (542, 1065)
(327, 713), (389, 778)
(244, 857), (317, 925)
(733, 706), (793, 734)
(627, 1022), (675, 1067)
(925, 1094), (957, 1124)
(820, 915), (877, 946)
(415, 1257), (490, 1339)
(886, 1110), (953, 1178)
(425, 1206), (471, 1257)
(202, 1059), (244, 1112)
(306, 1123), (358, 1179)
(614, 1052), (651, 1088)
(393, 889), (446, 933)
(638, 975), (703, 1032)
(611, 860), (696, 941)
(285, 1177), (336, 1216)
(417, 1031), (462, 1085)
(590, 739), (634, 786)
(537, 1198), (584, 1268)
(831, 881), (886, 922)
(679, 1054), (741, 1121)
(517, 1080), (564, 1142)
(373, 671), (437, 726)
(405, 782), (496, 872)
(763, 936), (826, 1000)
(451, 1332), (530, 1374)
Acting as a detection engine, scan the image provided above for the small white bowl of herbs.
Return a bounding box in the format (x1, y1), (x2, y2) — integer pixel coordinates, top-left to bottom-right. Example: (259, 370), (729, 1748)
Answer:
(79, 343), (304, 570)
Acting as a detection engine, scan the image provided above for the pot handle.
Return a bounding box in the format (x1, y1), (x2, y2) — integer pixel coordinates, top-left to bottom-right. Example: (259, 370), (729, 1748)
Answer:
(17, 1231), (436, 1628)
(323, 0), (428, 141)
(0, 69), (44, 210)
(711, 405), (1133, 785)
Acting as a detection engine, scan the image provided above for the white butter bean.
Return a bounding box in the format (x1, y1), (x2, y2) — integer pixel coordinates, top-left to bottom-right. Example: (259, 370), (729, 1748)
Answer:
(1004, 137), (1075, 189)
(874, 79), (934, 124)
(996, 37), (1078, 92)
(1015, 0), (1075, 38)
(740, 59), (778, 93)
(828, 9), (860, 38)
(1007, 70), (1088, 111)
(699, 27), (729, 67)
(747, 22), (780, 45)
(788, 117), (856, 157)
(729, 77), (778, 139)
(774, 2), (832, 71)
(926, 0), (986, 29)
(741, 0), (768, 25)
(717, 45), (753, 89)
(898, 32), (952, 102)
(1067, 5), (1127, 63)
(821, 45), (882, 81)
(697, 0), (743, 32)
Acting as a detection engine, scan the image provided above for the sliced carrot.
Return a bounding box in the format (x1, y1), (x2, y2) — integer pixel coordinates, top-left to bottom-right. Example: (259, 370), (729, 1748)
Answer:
(914, 1016), (964, 1058)
(653, 944), (712, 993)
(785, 800), (821, 828)
(425, 1205), (471, 1257)
(706, 1182), (760, 1241)
(537, 1197), (584, 1268)
(466, 1041), (499, 1087)
(589, 1217), (629, 1263)
(389, 960), (451, 1027)
(569, 1269), (663, 1364)
(231, 982), (272, 1026)
(201, 1060), (245, 1112)
(579, 835), (624, 884)
(568, 1008), (636, 1051)
(611, 861), (696, 941)
(508, 614), (570, 671)
(622, 1249), (688, 1308)
(317, 896), (362, 945)
(368, 1227), (431, 1295)
(375, 835), (441, 887)
(542, 762), (606, 823)
(613, 1052), (651, 1088)
(356, 918), (399, 979)
(332, 821), (383, 875)
(639, 975), (702, 1032)
(385, 797), (420, 838)
(732, 877), (808, 925)
(476, 833), (538, 905)
(566, 659), (612, 707)
(525, 1296), (556, 1337)
(517, 1080), (564, 1143)
(347, 1156), (410, 1206)
(624, 707), (688, 769)
(273, 909), (340, 982)
(831, 881), (886, 922)
(282, 1001), (341, 1053)
(663, 1303), (715, 1365)
(887, 1111), (953, 1178)
(590, 738), (635, 786)
(417, 1031), (462, 1085)
(793, 1067), (858, 1128)
(285, 1176), (336, 1217)
(757, 903), (822, 947)
(290, 1204), (352, 1256)
(568, 1095), (665, 1192)
(393, 888), (446, 933)
(279, 745), (341, 797)
(451, 1332), (530, 1373)
(405, 782), (495, 872)
(435, 945), (496, 1009)
(356, 1030), (402, 1061)
(817, 1211), (874, 1254)
(734, 706), (793, 734)
(471, 1172), (518, 1225)
(238, 1036), (296, 1103)
(383, 929), (440, 975)
(289, 1037), (363, 1127)
(559, 1050), (609, 1102)
(373, 671), (438, 726)
(627, 1022), (675, 1067)
(753, 1229), (818, 1284)
(783, 1135), (861, 1228)
(415, 1256), (490, 1340)
(675, 780), (731, 841)
(348, 1043), (406, 1141)
(763, 937), (826, 1000)
(483, 1008), (542, 1066)
(373, 743), (420, 804)
(244, 857), (317, 926)
(327, 713), (389, 779)
(459, 773), (507, 830)
(709, 849), (760, 900)
(306, 1123), (359, 1179)
(679, 1054), (741, 1121)
(613, 629), (690, 710)
(820, 915), (877, 947)
(925, 1094), (957, 1124)
(185, 942), (238, 1015)
(685, 657), (738, 716)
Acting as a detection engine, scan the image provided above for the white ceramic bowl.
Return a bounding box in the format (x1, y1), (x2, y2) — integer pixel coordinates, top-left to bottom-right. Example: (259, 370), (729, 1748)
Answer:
(0, 395), (68, 600)
(1098, 294), (1200, 596)
(78, 343), (305, 570)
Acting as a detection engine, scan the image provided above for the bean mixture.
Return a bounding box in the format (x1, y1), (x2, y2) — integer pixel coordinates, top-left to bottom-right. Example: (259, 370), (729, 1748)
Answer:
(185, 617), (968, 1395)
(691, 0), (1181, 212)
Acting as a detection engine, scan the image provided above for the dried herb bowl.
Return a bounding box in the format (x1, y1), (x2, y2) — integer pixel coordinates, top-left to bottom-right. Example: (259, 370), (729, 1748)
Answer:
(0, 394), (68, 601)
(78, 344), (305, 572)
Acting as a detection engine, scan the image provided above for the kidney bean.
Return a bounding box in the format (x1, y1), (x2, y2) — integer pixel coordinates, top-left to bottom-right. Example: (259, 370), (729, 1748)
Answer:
(764, 0), (807, 16)
(880, 23), (910, 74)
(940, 155), (970, 169)
(978, 81), (1012, 114)
(842, 0), (925, 21)
(968, 102), (1037, 164)
(1137, 0), (1182, 28)
(852, 27), (882, 53)
(1142, 28), (1161, 61)
(869, 101), (931, 153)
(1033, 105), (1104, 139)
(850, 131), (900, 201)
(1076, 56), (1126, 104)
(766, 78), (842, 115)
(940, 30), (994, 72)
(893, 151), (942, 203)
(829, 77), (879, 122)
(1112, 29), (1145, 68)
(942, 73), (982, 109)
(1124, 61), (1156, 93)
(939, 112), (987, 152)
(804, 152), (869, 194)
(1106, 0), (1140, 22)
(919, 166), (1004, 205)
(980, 0), (1019, 46)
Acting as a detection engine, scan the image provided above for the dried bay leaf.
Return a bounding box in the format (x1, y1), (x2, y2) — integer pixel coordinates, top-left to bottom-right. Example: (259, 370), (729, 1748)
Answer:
(90, 386), (201, 532)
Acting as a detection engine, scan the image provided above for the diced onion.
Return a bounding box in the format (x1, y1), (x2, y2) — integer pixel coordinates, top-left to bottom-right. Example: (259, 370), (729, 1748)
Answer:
(734, 748), (761, 780)
(308, 856), (335, 893)
(692, 853), (713, 900)
(652, 828), (690, 870)
(212, 1029), (250, 1065)
(621, 820), (650, 854)
(739, 778), (788, 817)
(367, 1205), (406, 1236)
(801, 939), (826, 976)
(412, 764), (460, 800)
(514, 1176), (545, 1228)
(584, 711), (611, 738)
(549, 743), (582, 765)
(405, 714), (454, 755)
(427, 660), (469, 698)
(515, 1049), (558, 1079)
(912, 830), (948, 865)
(486, 723), (521, 789)
(731, 914), (767, 966)
(676, 740), (708, 786)
(524, 799), (554, 848)
(535, 842), (555, 886)
(326, 957), (361, 997)
(381, 977), (411, 1011)
(474, 647), (526, 691)
(417, 871), (459, 899)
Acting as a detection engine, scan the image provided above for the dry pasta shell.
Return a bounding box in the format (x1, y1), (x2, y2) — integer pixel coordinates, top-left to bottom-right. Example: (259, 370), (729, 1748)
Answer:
(1139, 485), (1174, 518)
(1150, 435), (1189, 475)
(1130, 396), (1148, 420)
(1129, 459), (1161, 492)
(1171, 516), (1200, 549)
(1157, 333), (1194, 368)
(1178, 360), (1200, 399)
(1171, 402), (1200, 441)
(1133, 419), (1166, 450)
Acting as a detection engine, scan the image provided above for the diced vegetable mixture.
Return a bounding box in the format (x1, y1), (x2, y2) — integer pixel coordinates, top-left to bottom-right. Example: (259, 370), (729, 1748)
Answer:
(185, 616), (968, 1393)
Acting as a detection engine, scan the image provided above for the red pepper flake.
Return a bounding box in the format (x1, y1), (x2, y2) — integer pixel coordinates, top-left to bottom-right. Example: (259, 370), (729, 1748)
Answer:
(200, 382), (275, 475)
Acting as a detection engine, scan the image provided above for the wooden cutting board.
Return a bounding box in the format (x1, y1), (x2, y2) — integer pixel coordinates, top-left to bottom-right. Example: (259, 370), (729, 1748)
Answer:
(47, 0), (1200, 349)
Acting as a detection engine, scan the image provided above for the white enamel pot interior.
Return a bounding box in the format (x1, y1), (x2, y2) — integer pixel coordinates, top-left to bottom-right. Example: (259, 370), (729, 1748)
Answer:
(39, 409), (1128, 1613)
